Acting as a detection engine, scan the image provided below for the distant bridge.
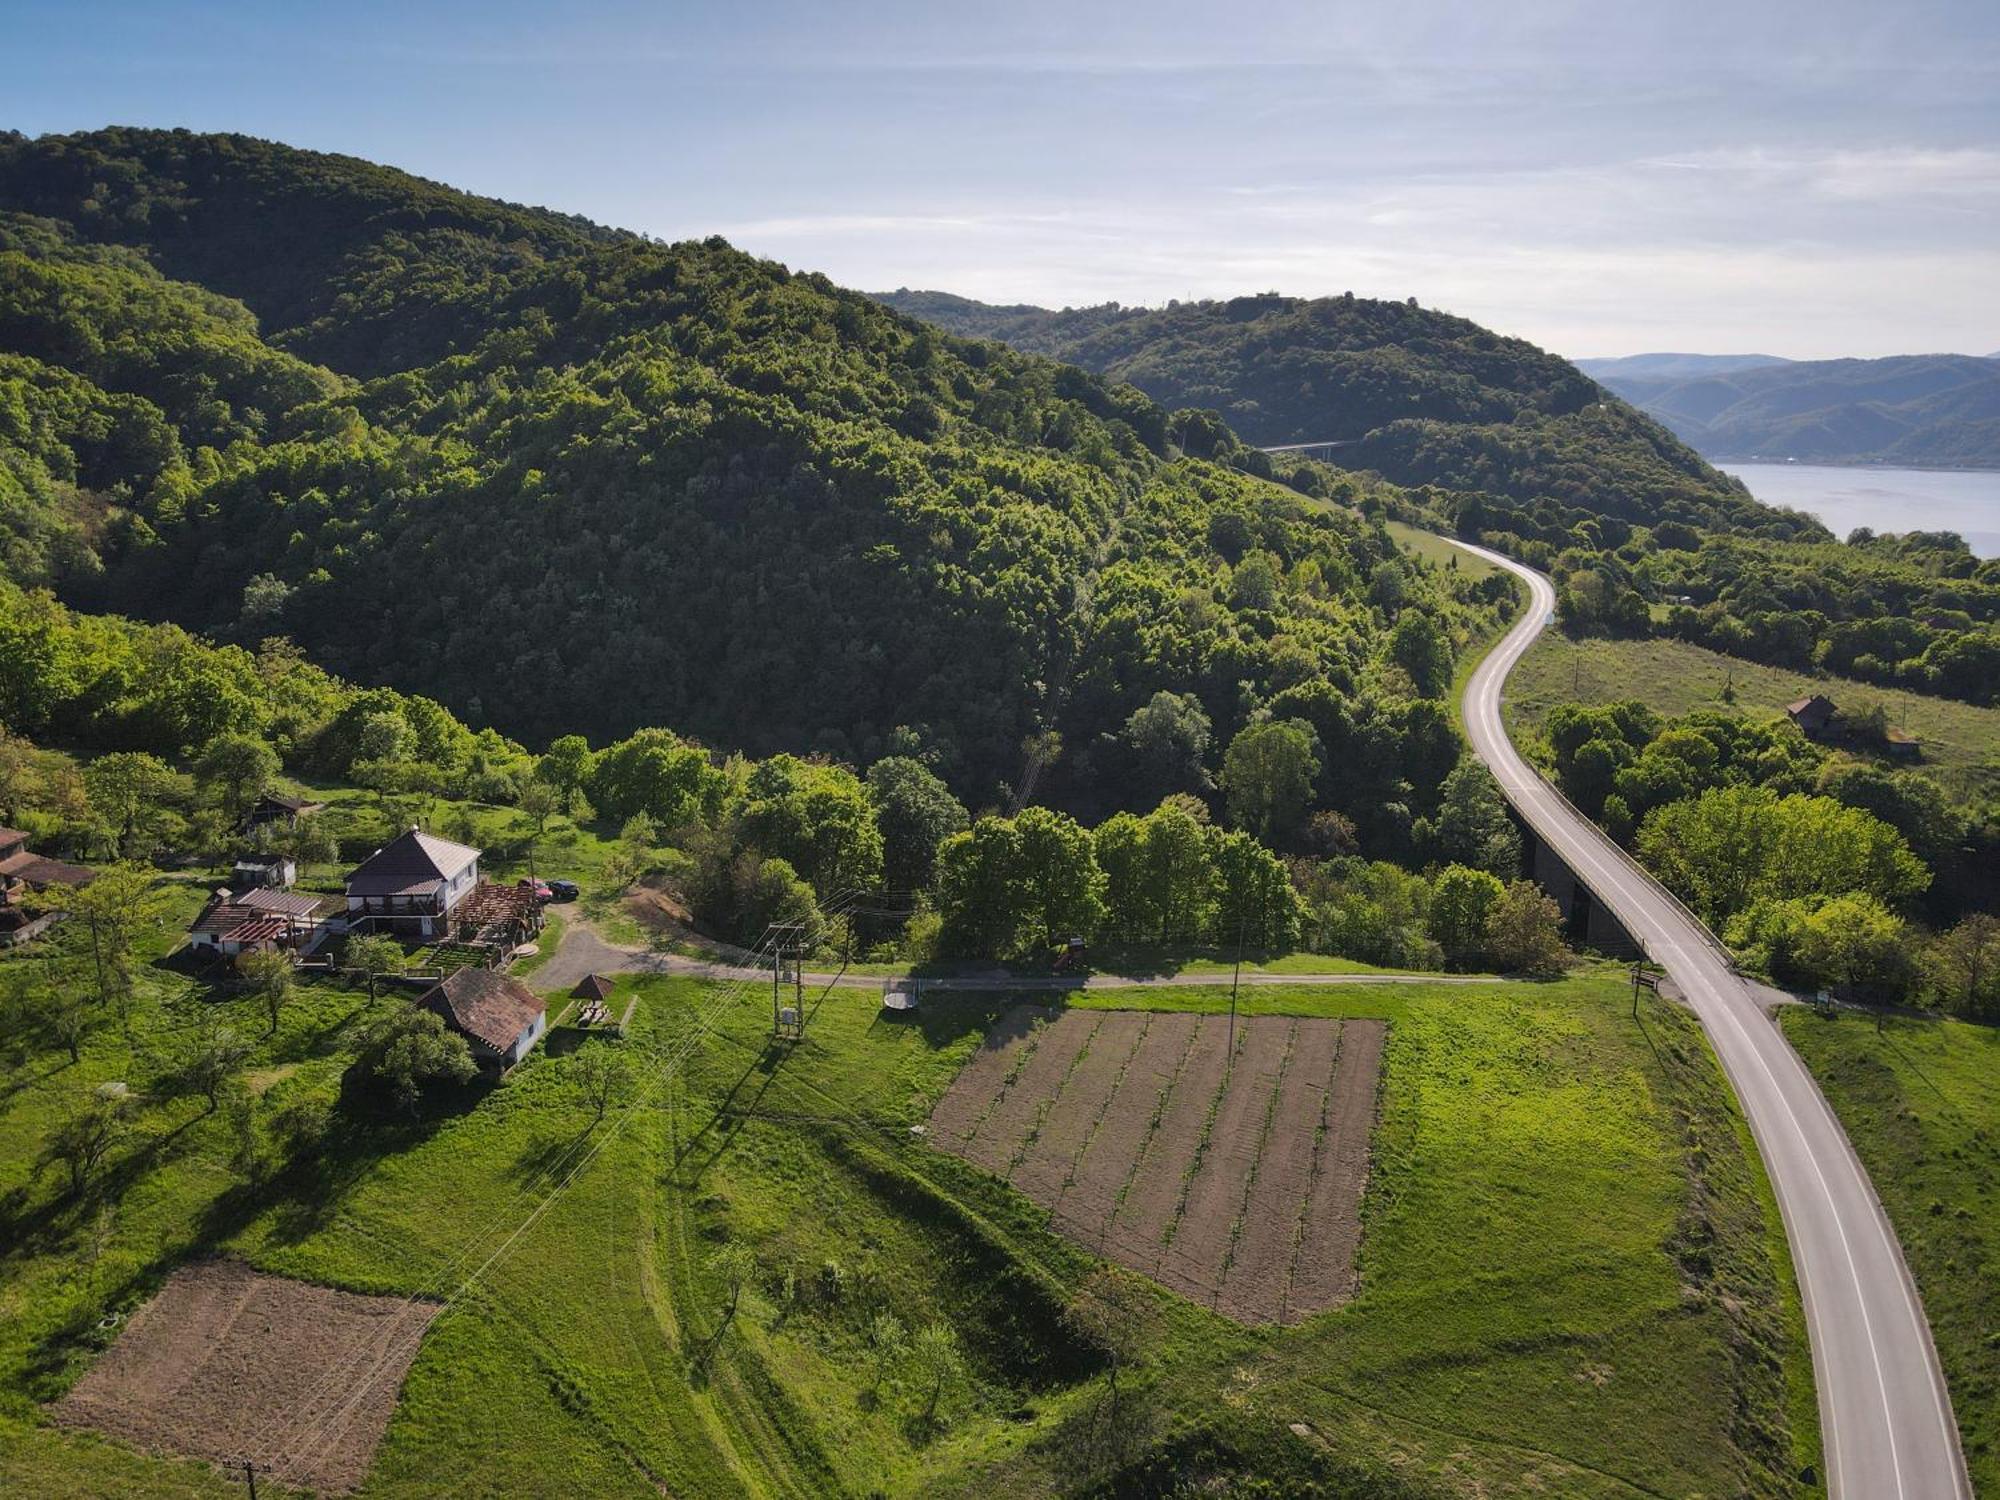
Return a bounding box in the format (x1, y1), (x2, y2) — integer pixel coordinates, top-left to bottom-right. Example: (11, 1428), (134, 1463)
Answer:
(1259, 438), (1358, 462)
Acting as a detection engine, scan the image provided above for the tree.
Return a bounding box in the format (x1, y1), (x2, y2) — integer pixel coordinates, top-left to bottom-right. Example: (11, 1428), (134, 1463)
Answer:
(573, 1045), (634, 1124)
(537, 734), (594, 812)
(866, 756), (968, 893)
(38, 1094), (125, 1197)
(1636, 787), (1928, 926)
(1483, 880), (1567, 975)
(343, 933), (405, 999)
(195, 731), (280, 817)
(1065, 1265), (1154, 1412)
(237, 948), (295, 1035)
(708, 1241), (757, 1327)
(82, 751), (187, 854)
(1221, 719), (1321, 846)
(1119, 691), (1212, 804)
(1924, 914), (2000, 1019)
(354, 1005), (477, 1116)
(1794, 894), (1909, 997)
(1388, 612), (1453, 698)
(517, 779), (560, 840)
(56, 862), (167, 1020)
(934, 816), (1027, 957)
(1428, 864), (1504, 967)
(176, 1019), (253, 1113)
(908, 1321), (966, 1426)
(1431, 761), (1521, 875)
(1013, 806), (1106, 949)
(740, 759), (884, 902)
(1209, 828), (1302, 951)
(866, 1311), (907, 1394)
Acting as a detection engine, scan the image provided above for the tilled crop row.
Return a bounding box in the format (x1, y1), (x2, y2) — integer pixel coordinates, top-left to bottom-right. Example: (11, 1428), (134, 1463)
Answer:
(929, 1007), (1385, 1325)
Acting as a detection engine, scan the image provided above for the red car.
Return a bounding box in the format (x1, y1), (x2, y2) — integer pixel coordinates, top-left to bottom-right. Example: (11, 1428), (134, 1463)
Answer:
(518, 878), (553, 902)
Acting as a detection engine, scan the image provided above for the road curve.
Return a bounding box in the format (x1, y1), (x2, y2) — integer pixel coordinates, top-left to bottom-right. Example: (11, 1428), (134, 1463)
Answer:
(1451, 538), (1970, 1499)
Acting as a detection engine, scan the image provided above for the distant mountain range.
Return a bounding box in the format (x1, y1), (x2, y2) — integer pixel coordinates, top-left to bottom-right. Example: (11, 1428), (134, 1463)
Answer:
(1581, 352), (2000, 468)
(1574, 353), (1791, 382)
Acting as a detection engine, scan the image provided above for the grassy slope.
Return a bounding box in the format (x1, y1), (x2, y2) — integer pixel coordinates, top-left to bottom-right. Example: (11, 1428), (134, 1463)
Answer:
(1779, 1009), (1999, 1492)
(1501, 631), (2000, 802)
(1, 930), (1819, 1497)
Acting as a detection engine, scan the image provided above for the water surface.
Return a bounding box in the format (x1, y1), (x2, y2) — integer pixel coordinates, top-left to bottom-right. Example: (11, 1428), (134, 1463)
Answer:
(1722, 463), (2000, 558)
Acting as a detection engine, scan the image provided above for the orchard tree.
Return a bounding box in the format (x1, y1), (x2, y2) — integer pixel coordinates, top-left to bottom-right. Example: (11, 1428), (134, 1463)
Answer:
(82, 752), (188, 855)
(38, 1094), (125, 1197)
(574, 1045), (634, 1125)
(356, 1006), (476, 1117)
(237, 948), (295, 1035)
(343, 933), (405, 999)
(909, 1321), (967, 1427)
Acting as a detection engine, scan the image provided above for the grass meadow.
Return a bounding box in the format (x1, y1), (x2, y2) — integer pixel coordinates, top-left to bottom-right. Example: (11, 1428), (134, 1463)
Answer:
(1780, 1008), (2000, 1493)
(1502, 632), (2000, 803)
(1, 905), (1823, 1499)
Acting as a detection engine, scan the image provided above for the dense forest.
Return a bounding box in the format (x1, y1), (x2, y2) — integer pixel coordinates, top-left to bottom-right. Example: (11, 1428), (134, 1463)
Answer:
(874, 288), (1811, 535)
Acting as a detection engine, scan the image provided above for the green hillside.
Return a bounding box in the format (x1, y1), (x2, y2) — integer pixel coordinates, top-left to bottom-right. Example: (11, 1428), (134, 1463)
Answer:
(0, 130), (1508, 811)
(875, 289), (1802, 535)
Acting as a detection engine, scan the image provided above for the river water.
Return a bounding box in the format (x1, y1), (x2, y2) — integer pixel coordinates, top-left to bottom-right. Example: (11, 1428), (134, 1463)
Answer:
(1721, 462), (2000, 558)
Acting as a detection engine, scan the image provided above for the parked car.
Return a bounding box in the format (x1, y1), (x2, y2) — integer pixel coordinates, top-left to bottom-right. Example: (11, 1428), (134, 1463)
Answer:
(547, 879), (580, 902)
(518, 878), (554, 902)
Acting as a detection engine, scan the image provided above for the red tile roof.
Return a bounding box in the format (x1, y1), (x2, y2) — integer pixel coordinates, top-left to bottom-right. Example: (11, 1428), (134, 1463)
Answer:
(419, 969), (544, 1055)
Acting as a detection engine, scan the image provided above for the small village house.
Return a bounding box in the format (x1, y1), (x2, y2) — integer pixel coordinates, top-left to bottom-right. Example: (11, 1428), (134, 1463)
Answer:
(418, 968), (547, 1072)
(1784, 694), (1838, 741)
(187, 886), (328, 959)
(0, 827), (96, 946)
(244, 790), (327, 831)
(231, 852), (298, 889)
(344, 827), (481, 937)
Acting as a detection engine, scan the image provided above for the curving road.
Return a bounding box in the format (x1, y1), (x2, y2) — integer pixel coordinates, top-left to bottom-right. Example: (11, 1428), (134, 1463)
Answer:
(1451, 538), (1970, 1499)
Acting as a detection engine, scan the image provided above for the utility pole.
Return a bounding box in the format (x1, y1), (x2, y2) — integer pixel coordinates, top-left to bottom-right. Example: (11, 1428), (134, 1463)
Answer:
(1631, 958), (1642, 1019)
(239, 1459), (260, 1499)
(1229, 908), (1247, 1055)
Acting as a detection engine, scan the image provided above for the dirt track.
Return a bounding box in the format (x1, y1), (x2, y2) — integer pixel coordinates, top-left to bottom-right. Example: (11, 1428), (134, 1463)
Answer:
(52, 1258), (438, 1494)
(928, 1007), (1385, 1324)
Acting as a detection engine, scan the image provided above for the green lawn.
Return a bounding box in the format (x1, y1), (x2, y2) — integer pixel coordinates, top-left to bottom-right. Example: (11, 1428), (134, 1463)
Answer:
(1780, 1008), (2000, 1492)
(0, 923), (1823, 1497)
(1385, 519), (1501, 581)
(1502, 632), (2000, 803)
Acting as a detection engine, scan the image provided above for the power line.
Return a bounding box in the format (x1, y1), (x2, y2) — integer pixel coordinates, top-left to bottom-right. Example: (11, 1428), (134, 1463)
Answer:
(259, 890), (879, 1487)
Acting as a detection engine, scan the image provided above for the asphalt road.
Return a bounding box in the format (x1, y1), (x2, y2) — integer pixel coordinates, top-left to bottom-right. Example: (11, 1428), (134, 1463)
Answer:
(1452, 538), (1970, 1499)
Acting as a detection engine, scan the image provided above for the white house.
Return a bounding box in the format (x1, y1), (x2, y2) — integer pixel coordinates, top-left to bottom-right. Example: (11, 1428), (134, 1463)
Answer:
(187, 886), (326, 958)
(417, 968), (547, 1072)
(344, 827), (480, 937)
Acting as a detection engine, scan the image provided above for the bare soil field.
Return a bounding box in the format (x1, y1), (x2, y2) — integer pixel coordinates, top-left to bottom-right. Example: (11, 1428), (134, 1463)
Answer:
(927, 1007), (1385, 1324)
(51, 1258), (439, 1494)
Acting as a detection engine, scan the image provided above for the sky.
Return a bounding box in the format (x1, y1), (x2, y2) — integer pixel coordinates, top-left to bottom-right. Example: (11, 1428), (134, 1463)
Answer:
(6, 0), (1999, 359)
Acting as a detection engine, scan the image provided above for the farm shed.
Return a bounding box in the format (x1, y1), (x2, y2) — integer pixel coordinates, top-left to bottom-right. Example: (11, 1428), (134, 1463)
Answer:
(418, 968), (547, 1072)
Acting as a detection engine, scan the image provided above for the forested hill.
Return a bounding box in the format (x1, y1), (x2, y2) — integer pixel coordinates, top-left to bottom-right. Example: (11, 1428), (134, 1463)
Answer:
(874, 289), (1794, 535)
(0, 128), (1508, 823)
(1592, 353), (2000, 467)
(0, 127), (625, 374)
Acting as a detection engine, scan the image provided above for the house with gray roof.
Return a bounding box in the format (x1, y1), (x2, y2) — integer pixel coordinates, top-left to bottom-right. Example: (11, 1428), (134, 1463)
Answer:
(344, 826), (481, 937)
